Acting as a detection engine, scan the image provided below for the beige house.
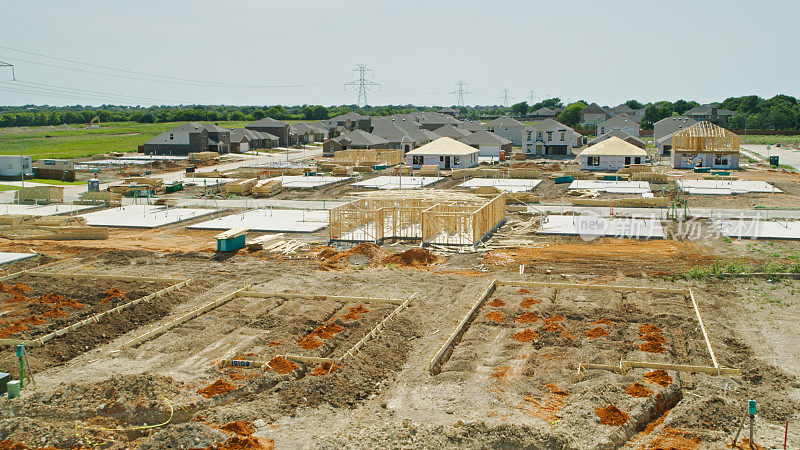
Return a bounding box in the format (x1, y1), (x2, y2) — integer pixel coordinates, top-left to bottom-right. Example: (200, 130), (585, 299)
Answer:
(579, 136), (647, 171)
(405, 137), (479, 170)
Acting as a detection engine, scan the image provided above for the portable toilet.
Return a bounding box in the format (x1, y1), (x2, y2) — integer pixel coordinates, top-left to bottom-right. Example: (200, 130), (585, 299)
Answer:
(215, 228), (248, 252)
(87, 177), (100, 192)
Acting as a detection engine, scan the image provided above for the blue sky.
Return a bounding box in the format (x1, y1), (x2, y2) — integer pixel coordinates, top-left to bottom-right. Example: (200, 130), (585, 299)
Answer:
(0, 0), (797, 107)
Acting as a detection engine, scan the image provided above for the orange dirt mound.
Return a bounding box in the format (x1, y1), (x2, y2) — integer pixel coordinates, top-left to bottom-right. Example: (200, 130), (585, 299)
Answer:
(198, 379), (237, 398)
(487, 298), (505, 307)
(312, 362), (341, 376)
(643, 369), (672, 387)
(515, 312), (539, 323)
(32, 292), (64, 304)
(0, 323), (28, 339)
(544, 314), (564, 324)
(6, 293), (27, 304)
(101, 288), (126, 304)
(317, 247), (338, 259)
(18, 315), (45, 326)
(309, 322), (344, 339)
(639, 323), (662, 335)
(297, 335), (322, 349)
(585, 326), (609, 339)
(491, 366), (510, 379)
(516, 289), (532, 294)
(546, 384), (569, 396)
(544, 322), (565, 332)
(626, 382), (654, 398)
(342, 305), (369, 321)
(485, 311), (504, 323)
(513, 329), (538, 342)
(520, 297), (539, 308)
(382, 248), (438, 267)
(646, 428), (701, 449)
(269, 340), (280, 347)
(596, 404), (629, 426)
(7, 283), (31, 295)
(641, 333), (666, 343)
(214, 435), (272, 450)
(639, 341), (666, 353)
(221, 421), (254, 436)
(267, 356), (298, 375)
(317, 243), (387, 269)
(0, 439), (27, 450)
(592, 318), (613, 325)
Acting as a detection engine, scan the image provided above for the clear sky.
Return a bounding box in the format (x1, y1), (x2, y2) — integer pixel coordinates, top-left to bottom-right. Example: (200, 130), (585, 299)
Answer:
(0, 0), (797, 107)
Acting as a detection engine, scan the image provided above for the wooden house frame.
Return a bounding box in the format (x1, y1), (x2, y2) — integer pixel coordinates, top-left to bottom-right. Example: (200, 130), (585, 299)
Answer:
(670, 121), (739, 154)
(329, 190), (505, 246)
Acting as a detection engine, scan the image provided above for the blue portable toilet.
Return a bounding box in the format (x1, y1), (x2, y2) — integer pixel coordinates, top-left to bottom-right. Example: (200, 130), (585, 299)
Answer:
(216, 228), (248, 252)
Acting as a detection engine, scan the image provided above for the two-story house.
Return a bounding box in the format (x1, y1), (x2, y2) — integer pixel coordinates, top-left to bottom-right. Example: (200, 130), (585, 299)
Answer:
(522, 118), (581, 156)
(596, 114), (640, 138)
(485, 116), (525, 146)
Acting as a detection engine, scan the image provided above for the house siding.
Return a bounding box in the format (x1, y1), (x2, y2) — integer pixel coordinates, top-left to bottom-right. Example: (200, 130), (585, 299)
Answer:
(580, 155), (643, 171)
(670, 152), (739, 170)
(405, 152), (479, 170)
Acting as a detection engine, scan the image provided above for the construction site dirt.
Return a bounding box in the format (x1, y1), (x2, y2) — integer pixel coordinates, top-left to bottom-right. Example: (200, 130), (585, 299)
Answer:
(0, 233), (798, 448)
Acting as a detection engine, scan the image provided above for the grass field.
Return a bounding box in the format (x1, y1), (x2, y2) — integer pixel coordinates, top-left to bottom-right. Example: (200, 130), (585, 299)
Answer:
(0, 121), (250, 160)
(741, 135), (800, 146)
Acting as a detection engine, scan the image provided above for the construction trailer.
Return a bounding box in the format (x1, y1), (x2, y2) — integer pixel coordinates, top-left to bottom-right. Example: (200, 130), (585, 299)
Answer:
(329, 190), (505, 246)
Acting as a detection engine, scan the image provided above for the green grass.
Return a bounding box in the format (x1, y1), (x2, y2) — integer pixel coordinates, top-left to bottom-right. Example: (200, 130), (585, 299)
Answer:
(0, 185), (21, 191)
(0, 121), (251, 160)
(741, 134), (800, 146)
(23, 178), (85, 185)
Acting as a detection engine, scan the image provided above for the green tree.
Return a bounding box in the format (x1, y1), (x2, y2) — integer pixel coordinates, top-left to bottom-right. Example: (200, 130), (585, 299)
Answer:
(511, 101), (528, 117)
(303, 105), (329, 120)
(641, 103), (673, 129)
(556, 101), (587, 127)
(625, 99), (644, 110)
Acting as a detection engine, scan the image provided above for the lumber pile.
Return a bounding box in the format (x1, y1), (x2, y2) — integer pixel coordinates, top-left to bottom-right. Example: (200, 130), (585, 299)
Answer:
(33, 216), (87, 227)
(15, 186), (64, 204)
(393, 165), (412, 176)
(418, 165), (440, 177)
(617, 164), (651, 174)
(78, 191), (122, 206)
(252, 179), (282, 198)
(332, 165), (353, 176)
(631, 172), (668, 183)
(505, 193), (540, 204)
(450, 168), (476, 180)
(0, 215), (35, 226)
(258, 237), (308, 255)
(186, 169), (233, 178)
(0, 225), (109, 240)
(353, 166), (373, 173)
(224, 178), (258, 195)
(333, 149), (403, 166)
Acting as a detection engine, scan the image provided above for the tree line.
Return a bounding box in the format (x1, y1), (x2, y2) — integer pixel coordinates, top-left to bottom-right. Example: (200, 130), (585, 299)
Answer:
(1, 94), (799, 131)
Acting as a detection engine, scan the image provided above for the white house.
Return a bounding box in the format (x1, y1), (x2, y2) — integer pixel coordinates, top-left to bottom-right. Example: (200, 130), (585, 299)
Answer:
(485, 116), (525, 146)
(596, 114), (640, 138)
(579, 136), (647, 171)
(405, 137), (479, 170)
(523, 118), (582, 156)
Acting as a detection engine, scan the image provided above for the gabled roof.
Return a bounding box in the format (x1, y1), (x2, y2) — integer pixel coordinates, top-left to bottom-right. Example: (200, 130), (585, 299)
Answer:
(433, 124), (471, 138)
(684, 105), (736, 117)
(144, 122), (206, 145)
(653, 116), (697, 140)
(331, 129), (389, 147)
(246, 117), (288, 128)
(531, 107), (557, 116)
(486, 116), (524, 127)
(406, 137), (480, 156)
(587, 130), (645, 147)
(599, 113), (640, 128)
(612, 104), (636, 115)
(457, 121), (486, 132)
(581, 102), (612, 117)
(580, 136), (647, 156)
(230, 128), (250, 142)
(460, 130), (512, 146)
(525, 118), (574, 132)
(371, 123), (430, 145)
(203, 123), (229, 133)
(415, 111), (461, 125)
(329, 112), (369, 122)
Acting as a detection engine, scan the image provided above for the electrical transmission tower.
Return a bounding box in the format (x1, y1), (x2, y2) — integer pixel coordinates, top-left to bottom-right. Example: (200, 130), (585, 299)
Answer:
(529, 90), (535, 105)
(344, 64), (380, 107)
(0, 61), (15, 80)
(499, 88), (512, 107)
(450, 80), (472, 107)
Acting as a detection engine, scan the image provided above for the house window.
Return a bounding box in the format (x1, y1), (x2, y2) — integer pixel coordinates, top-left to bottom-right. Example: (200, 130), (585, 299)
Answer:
(714, 154), (728, 166)
(546, 131), (553, 141)
(560, 131), (565, 141)
(634, 157), (641, 164)
(600, 127), (605, 135)
(587, 156), (600, 166)
(169, 133), (174, 140)
(526, 131), (532, 140)
(439, 156), (444, 162)
(624, 157), (631, 165)
(537, 132), (542, 140)
(454, 156), (461, 165)
(412, 156), (423, 165)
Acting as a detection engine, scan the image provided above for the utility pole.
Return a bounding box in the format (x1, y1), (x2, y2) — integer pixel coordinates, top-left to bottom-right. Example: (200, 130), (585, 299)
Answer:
(0, 61), (15, 80)
(450, 80), (472, 108)
(344, 64), (380, 107)
(499, 89), (511, 107)
(529, 90), (535, 105)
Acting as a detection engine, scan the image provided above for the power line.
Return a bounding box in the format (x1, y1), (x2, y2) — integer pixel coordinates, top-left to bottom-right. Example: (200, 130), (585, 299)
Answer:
(344, 64), (380, 107)
(499, 88), (512, 107)
(529, 90), (535, 105)
(0, 45), (346, 88)
(450, 81), (472, 107)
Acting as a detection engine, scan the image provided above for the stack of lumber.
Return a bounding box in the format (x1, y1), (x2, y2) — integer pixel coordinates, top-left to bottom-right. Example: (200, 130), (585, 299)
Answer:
(257, 237), (308, 255)
(0, 215), (35, 226)
(186, 170), (235, 178)
(505, 193), (541, 204)
(451, 168), (477, 180)
(245, 233), (284, 251)
(418, 165), (440, 177)
(353, 166), (373, 173)
(109, 184), (153, 196)
(224, 178), (257, 195)
(632, 172), (669, 183)
(332, 166), (353, 176)
(617, 164), (651, 174)
(319, 163), (337, 172)
(79, 191), (122, 206)
(513, 152), (527, 161)
(393, 165), (412, 176)
(563, 171), (594, 180)
(0, 226), (109, 240)
(252, 179), (282, 198)
(33, 216), (87, 227)
(15, 186), (64, 204)
(334, 149), (403, 166)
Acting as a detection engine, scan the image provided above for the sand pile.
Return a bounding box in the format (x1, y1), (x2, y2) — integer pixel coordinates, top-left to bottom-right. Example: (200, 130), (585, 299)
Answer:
(382, 248), (438, 267)
(643, 369), (672, 387)
(638, 323), (666, 353)
(513, 329), (538, 342)
(198, 380), (238, 398)
(267, 356), (297, 375)
(585, 326), (608, 339)
(595, 404), (628, 426)
(625, 382), (653, 398)
(317, 243), (388, 269)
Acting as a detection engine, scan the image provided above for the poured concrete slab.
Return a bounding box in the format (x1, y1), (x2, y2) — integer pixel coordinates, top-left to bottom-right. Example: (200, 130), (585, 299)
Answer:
(677, 180), (781, 194)
(458, 178), (542, 193)
(537, 214), (665, 239)
(712, 219), (800, 239)
(0, 204), (97, 216)
(176, 199), (348, 210)
(187, 209), (328, 233)
(569, 180), (651, 194)
(351, 176), (443, 190)
(80, 205), (216, 228)
(274, 175), (352, 189)
(0, 252), (37, 265)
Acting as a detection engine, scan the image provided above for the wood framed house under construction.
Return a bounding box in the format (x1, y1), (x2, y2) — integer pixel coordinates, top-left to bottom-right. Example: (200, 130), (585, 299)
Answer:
(669, 121), (740, 170)
(329, 190), (506, 246)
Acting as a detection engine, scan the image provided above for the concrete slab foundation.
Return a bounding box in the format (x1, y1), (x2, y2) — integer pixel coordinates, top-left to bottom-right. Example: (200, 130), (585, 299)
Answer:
(351, 176), (443, 190)
(187, 208), (328, 232)
(80, 205), (217, 228)
(711, 219), (800, 239)
(677, 180), (781, 195)
(274, 175), (352, 189)
(536, 214), (665, 239)
(0, 204), (97, 216)
(0, 252), (37, 265)
(569, 180), (651, 194)
(458, 178), (542, 193)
